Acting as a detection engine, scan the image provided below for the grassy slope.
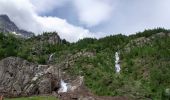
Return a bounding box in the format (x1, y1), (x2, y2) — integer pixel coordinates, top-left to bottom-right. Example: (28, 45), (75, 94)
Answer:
(120, 36), (170, 99)
(57, 29), (170, 99)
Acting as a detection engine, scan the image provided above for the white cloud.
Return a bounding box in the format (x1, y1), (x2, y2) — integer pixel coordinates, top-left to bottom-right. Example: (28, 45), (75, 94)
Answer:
(36, 16), (95, 42)
(0, 0), (43, 33)
(0, 0), (97, 42)
(73, 0), (114, 27)
(31, 0), (116, 27)
(103, 0), (170, 35)
(1, 0), (170, 42)
(30, 0), (69, 13)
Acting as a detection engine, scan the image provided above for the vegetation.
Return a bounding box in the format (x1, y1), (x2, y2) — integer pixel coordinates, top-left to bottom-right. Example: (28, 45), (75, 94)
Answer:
(0, 33), (22, 59)
(0, 28), (170, 100)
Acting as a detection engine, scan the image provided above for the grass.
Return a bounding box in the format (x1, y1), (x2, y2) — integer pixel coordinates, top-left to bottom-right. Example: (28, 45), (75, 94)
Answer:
(5, 96), (58, 100)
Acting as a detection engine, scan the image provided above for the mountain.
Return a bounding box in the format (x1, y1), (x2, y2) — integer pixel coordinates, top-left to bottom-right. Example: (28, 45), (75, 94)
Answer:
(0, 28), (170, 100)
(0, 15), (34, 38)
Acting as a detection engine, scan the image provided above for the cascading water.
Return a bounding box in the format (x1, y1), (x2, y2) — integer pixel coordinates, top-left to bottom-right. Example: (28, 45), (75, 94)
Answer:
(48, 53), (54, 62)
(58, 79), (68, 93)
(115, 52), (121, 73)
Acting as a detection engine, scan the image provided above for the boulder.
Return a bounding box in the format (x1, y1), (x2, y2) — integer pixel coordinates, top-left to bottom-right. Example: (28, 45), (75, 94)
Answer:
(0, 57), (59, 97)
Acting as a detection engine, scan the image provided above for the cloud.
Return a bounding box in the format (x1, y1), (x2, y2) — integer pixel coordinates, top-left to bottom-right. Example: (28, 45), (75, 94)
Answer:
(30, 0), (69, 13)
(73, 0), (114, 27)
(0, 0), (97, 42)
(31, 0), (116, 27)
(88, 0), (170, 35)
(0, 0), (42, 33)
(1, 0), (170, 42)
(36, 16), (95, 42)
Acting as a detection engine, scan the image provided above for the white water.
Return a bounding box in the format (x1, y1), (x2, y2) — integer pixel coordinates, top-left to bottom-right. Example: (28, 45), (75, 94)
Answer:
(115, 52), (121, 73)
(58, 79), (68, 93)
(48, 53), (54, 62)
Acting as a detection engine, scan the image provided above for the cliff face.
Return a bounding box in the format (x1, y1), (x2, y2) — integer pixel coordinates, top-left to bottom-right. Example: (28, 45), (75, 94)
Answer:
(0, 57), (59, 97)
(0, 57), (90, 99)
(38, 32), (62, 45)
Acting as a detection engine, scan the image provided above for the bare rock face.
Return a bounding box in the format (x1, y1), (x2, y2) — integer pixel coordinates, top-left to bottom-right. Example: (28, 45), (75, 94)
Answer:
(39, 32), (61, 45)
(0, 57), (59, 97)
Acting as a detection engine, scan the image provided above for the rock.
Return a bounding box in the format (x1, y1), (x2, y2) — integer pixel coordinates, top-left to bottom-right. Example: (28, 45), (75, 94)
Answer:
(39, 32), (61, 45)
(168, 33), (170, 37)
(0, 57), (59, 97)
(0, 57), (129, 100)
(38, 77), (52, 94)
(124, 37), (150, 53)
(131, 37), (150, 46)
(124, 32), (170, 53)
(165, 88), (170, 96)
(78, 96), (95, 100)
(150, 32), (166, 39)
(68, 76), (84, 92)
(58, 51), (96, 71)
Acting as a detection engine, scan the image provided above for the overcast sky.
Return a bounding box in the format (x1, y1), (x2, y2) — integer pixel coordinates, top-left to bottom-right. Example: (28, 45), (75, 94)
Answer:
(0, 0), (170, 42)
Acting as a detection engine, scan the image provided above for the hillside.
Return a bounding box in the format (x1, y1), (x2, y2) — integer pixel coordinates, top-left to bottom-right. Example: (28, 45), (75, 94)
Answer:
(0, 28), (170, 100)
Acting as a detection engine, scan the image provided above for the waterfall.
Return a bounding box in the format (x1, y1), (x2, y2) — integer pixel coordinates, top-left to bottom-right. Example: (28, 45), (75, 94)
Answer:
(115, 52), (121, 73)
(58, 79), (68, 93)
(48, 53), (54, 62)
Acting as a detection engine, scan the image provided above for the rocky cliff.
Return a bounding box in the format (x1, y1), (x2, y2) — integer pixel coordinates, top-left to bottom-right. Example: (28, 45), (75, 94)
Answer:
(0, 57), (60, 97)
(0, 15), (34, 38)
(36, 32), (62, 45)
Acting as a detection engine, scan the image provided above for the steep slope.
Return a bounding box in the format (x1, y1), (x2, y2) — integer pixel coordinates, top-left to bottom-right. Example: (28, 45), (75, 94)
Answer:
(0, 15), (34, 38)
(17, 32), (64, 64)
(0, 28), (170, 100)
(53, 28), (170, 100)
(120, 32), (170, 100)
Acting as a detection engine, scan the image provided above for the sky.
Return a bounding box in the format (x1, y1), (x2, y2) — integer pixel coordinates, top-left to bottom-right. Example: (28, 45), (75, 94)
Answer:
(0, 0), (170, 42)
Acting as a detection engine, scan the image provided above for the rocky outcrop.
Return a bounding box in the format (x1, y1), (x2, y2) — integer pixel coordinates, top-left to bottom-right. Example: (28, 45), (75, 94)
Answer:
(124, 37), (150, 52)
(0, 57), (95, 99)
(0, 57), (59, 97)
(150, 32), (170, 39)
(124, 32), (170, 52)
(56, 51), (96, 71)
(38, 32), (61, 45)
